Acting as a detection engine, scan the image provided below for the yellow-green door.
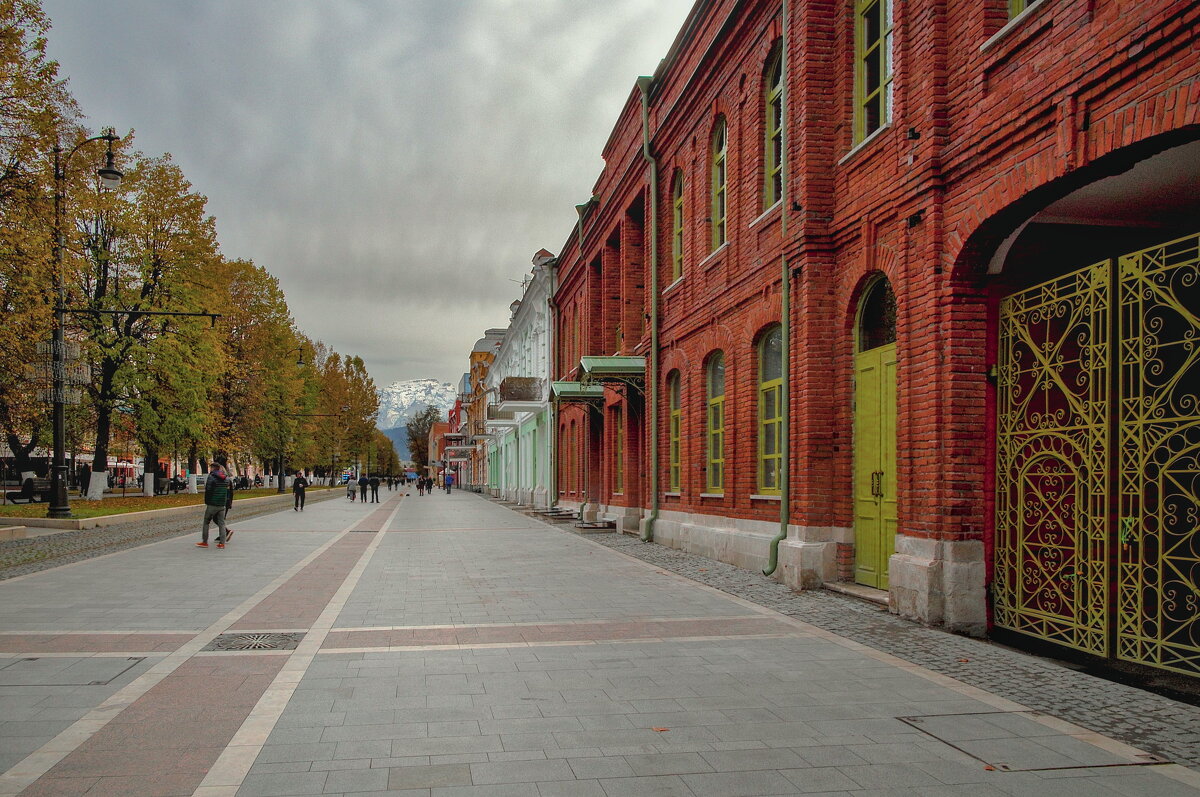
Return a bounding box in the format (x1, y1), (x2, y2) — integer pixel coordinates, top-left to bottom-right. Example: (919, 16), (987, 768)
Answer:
(854, 343), (897, 588)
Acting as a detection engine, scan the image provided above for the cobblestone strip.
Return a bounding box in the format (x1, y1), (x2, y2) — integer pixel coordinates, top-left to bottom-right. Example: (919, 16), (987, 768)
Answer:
(0, 491), (342, 582)
(526, 517), (1200, 771)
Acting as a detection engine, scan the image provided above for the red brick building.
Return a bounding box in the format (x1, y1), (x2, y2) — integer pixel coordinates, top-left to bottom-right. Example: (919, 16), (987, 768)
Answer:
(550, 0), (1200, 676)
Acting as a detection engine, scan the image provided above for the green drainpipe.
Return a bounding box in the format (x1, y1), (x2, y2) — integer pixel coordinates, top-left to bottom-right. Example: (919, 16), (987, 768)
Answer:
(765, 0), (791, 576)
(573, 199), (594, 520)
(636, 75), (660, 543)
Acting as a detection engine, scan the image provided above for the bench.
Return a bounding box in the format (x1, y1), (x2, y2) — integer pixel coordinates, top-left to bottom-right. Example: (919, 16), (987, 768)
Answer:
(4, 478), (53, 504)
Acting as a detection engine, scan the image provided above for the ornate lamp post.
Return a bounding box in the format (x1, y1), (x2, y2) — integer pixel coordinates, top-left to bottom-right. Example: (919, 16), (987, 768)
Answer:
(48, 129), (122, 518)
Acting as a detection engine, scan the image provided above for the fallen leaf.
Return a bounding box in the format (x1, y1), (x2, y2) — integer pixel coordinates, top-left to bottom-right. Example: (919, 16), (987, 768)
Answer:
(698, 568), (708, 572)
(957, 658), (970, 663)
(983, 765), (995, 771)
(652, 727), (670, 732)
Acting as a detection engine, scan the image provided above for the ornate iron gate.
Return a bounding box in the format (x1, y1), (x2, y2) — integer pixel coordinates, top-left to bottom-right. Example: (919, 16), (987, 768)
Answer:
(1116, 235), (1200, 675)
(996, 232), (1200, 677)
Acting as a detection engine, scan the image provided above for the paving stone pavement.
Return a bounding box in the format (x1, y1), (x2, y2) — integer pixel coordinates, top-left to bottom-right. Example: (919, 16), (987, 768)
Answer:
(551, 515), (1200, 774)
(0, 489), (1197, 797)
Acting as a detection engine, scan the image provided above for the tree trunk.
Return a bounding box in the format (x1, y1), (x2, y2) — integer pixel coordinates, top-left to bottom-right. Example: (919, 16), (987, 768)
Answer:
(88, 400), (113, 500)
(187, 440), (198, 474)
(143, 443), (159, 497)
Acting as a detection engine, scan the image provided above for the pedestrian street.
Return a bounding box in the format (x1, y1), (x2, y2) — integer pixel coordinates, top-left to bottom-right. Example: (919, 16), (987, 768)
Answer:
(0, 491), (1198, 796)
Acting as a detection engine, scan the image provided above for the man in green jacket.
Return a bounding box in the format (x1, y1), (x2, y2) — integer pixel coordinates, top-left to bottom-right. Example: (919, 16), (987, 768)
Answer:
(197, 464), (233, 549)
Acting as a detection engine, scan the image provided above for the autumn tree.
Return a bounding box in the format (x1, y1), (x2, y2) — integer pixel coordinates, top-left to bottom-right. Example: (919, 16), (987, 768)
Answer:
(69, 148), (221, 497)
(406, 405), (442, 468)
(0, 0), (77, 474)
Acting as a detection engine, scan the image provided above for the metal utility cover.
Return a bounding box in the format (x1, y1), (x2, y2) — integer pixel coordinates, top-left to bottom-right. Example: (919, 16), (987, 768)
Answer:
(202, 632), (305, 651)
(900, 711), (1166, 771)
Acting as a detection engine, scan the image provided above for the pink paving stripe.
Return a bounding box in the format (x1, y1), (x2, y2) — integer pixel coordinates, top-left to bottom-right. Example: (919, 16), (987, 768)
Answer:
(23, 655), (285, 797)
(322, 616), (793, 649)
(0, 633), (194, 654)
(353, 497), (401, 531)
(229, 534), (372, 630)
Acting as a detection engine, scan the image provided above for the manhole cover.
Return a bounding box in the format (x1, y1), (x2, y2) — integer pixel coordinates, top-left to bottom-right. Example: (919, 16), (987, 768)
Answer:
(203, 632), (305, 651)
(350, 529), (377, 533)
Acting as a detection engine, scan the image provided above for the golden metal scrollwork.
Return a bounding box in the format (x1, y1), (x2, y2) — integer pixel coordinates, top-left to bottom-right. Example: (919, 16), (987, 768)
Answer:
(995, 232), (1200, 677)
(995, 260), (1110, 656)
(1116, 233), (1200, 676)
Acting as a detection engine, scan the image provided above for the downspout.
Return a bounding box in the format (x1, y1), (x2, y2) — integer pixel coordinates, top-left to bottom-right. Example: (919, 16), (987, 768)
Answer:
(636, 76), (661, 543)
(547, 260), (558, 508)
(765, 0), (791, 576)
(574, 200), (594, 520)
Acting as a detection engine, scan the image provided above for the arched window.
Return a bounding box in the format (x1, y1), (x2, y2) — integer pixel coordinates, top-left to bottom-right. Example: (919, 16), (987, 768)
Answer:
(706, 353), (726, 493)
(758, 326), (783, 493)
(668, 372), (682, 492)
(858, 277), (897, 351)
(764, 45), (784, 208)
(671, 170), (685, 282)
(711, 117), (728, 250)
(854, 0), (893, 143)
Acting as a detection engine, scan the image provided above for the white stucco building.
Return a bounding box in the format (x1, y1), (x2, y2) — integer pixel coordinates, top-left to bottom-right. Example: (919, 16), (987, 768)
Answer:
(485, 251), (554, 507)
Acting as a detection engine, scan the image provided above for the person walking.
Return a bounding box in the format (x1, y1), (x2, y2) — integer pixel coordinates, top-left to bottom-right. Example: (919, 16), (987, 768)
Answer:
(369, 474), (380, 503)
(347, 477), (356, 501)
(197, 463), (232, 549)
(358, 473), (369, 503)
(417, 478), (425, 497)
(293, 470), (309, 511)
(445, 472), (454, 494)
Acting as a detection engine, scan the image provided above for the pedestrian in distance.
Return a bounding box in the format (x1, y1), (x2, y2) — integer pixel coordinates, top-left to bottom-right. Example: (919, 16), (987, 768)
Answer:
(445, 472), (454, 494)
(417, 478), (425, 497)
(347, 479), (356, 501)
(197, 463), (233, 549)
(293, 470), (309, 511)
(358, 474), (369, 502)
(369, 474), (380, 503)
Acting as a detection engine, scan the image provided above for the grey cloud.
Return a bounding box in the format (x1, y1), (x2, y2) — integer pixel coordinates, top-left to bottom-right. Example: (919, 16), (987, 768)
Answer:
(43, 0), (693, 386)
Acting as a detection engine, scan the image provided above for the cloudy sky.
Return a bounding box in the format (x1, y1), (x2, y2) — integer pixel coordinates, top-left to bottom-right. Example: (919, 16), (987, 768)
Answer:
(41, 0), (694, 390)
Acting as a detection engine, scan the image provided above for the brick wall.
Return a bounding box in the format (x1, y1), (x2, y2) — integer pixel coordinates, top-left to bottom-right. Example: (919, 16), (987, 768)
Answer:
(548, 0), (1199, 581)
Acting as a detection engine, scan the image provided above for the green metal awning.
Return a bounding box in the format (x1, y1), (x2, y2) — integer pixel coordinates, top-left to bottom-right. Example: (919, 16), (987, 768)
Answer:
(579, 356), (645, 389)
(550, 380), (604, 402)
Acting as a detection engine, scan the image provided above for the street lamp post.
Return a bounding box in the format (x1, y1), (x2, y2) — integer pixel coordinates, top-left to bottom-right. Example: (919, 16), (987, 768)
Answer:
(48, 129), (122, 518)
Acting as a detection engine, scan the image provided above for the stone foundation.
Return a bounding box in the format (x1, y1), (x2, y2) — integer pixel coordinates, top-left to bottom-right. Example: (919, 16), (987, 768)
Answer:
(888, 535), (986, 636)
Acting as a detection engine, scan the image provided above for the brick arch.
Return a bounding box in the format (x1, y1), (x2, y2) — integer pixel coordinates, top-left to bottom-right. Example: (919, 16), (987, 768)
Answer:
(839, 242), (901, 342)
(947, 124), (1200, 284)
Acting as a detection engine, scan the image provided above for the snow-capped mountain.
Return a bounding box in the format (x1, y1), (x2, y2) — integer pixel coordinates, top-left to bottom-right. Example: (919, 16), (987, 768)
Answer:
(377, 378), (456, 430)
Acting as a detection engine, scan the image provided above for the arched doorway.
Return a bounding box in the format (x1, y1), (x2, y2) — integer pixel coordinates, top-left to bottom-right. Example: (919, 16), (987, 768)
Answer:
(853, 277), (898, 589)
(989, 138), (1200, 676)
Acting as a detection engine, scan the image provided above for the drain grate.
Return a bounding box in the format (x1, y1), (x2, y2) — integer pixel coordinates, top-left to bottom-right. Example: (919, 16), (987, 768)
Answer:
(350, 528), (377, 533)
(203, 632), (305, 651)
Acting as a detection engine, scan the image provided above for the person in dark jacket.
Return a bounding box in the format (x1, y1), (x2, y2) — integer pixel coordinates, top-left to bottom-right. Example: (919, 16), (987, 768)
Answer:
(358, 474), (369, 502)
(369, 474), (380, 503)
(197, 464), (232, 548)
(293, 470), (309, 511)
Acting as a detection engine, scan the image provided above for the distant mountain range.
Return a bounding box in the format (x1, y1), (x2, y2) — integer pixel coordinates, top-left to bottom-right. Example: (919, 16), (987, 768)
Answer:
(377, 378), (457, 458)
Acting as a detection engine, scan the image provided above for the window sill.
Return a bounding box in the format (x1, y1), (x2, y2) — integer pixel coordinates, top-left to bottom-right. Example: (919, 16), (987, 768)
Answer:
(750, 493), (781, 501)
(662, 491), (681, 498)
(749, 200), (782, 229)
(699, 492), (725, 499)
(698, 242), (729, 270)
(838, 124), (891, 167)
(612, 492), (624, 497)
(663, 276), (685, 296)
(981, 0), (1051, 53)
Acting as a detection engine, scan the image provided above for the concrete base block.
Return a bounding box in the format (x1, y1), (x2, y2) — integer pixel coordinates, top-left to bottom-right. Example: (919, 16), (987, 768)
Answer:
(776, 539), (836, 590)
(889, 535), (986, 636)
